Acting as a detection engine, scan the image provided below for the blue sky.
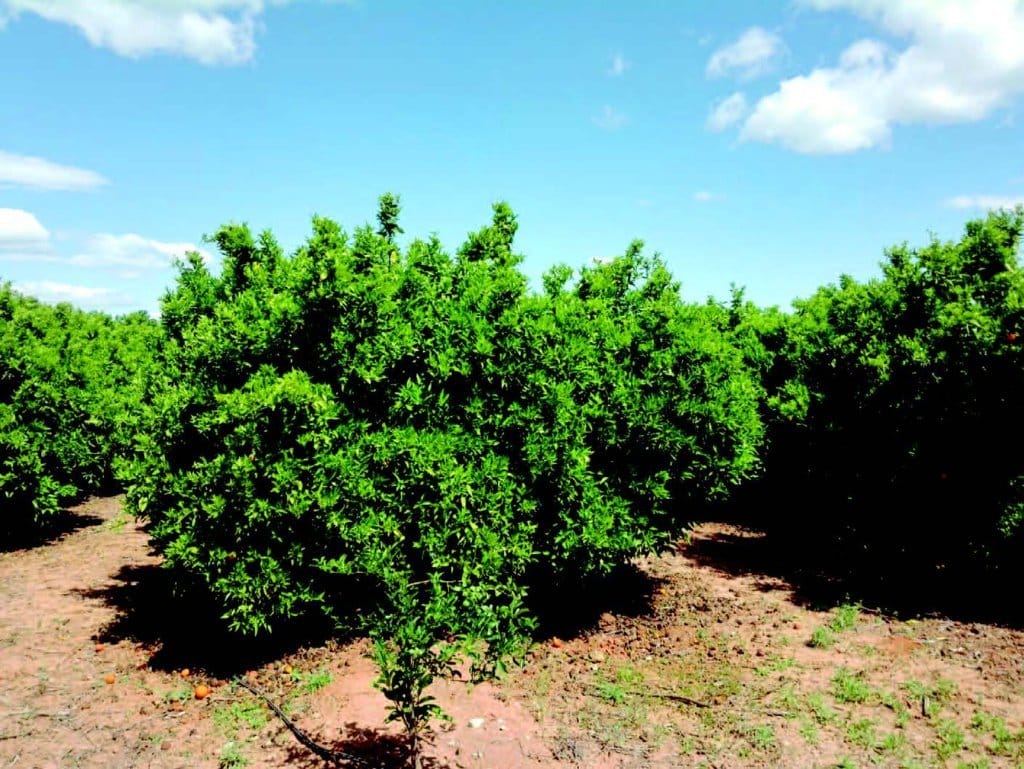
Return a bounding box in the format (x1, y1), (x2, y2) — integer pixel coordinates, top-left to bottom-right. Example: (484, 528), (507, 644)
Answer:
(1, 0), (1023, 315)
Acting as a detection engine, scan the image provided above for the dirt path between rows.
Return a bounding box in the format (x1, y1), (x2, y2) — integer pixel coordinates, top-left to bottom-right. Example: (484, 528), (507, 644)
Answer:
(2, 498), (1023, 769)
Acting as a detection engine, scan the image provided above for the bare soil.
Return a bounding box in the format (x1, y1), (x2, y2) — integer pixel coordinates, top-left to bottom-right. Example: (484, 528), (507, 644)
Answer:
(1, 498), (1022, 768)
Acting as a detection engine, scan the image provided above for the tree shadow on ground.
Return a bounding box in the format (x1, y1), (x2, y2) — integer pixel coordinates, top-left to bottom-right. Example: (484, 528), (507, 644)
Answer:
(685, 521), (1024, 629)
(281, 724), (446, 768)
(527, 563), (663, 641)
(73, 562), (349, 676)
(1, 508), (103, 553)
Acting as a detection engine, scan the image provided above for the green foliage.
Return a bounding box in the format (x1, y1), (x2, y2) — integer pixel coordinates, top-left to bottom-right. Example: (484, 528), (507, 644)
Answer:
(829, 604), (860, 633)
(810, 603), (860, 647)
(119, 196), (763, 744)
(733, 209), (1024, 580)
(808, 627), (836, 649)
(831, 668), (874, 704)
(934, 719), (967, 760)
(0, 284), (160, 531)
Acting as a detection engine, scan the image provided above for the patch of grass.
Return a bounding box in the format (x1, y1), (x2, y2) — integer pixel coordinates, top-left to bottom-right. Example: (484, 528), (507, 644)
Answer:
(902, 678), (957, 717)
(829, 603), (860, 633)
(592, 663), (647, 706)
(104, 511), (131, 532)
(745, 723), (777, 752)
(771, 682), (801, 713)
(295, 667), (332, 695)
(161, 683), (192, 703)
(831, 668), (873, 704)
(845, 717), (878, 749)
(809, 627), (837, 649)
(613, 664), (644, 687)
(955, 760), (991, 769)
(218, 741), (249, 769)
(807, 692), (838, 724)
(594, 680), (628, 705)
(212, 699), (268, 739)
(810, 603), (861, 648)
(836, 758), (857, 769)
(880, 731), (908, 754)
(934, 718), (966, 761)
(754, 655), (798, 677)
(799, 718), (820, 745)
(880, 690), (911, 728)
(970, 711), (1024, 758)
(934, 679), (957, 702)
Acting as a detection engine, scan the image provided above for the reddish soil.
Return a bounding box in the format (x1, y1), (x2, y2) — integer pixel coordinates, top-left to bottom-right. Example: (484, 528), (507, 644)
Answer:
(1, 498), (1022, 768)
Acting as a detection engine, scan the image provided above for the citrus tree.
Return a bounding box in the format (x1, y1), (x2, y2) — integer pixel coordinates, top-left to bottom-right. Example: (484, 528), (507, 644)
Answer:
(120, 196), (763, 761)
(1, 285), (160, 533)
(744, 209), (1024, 580)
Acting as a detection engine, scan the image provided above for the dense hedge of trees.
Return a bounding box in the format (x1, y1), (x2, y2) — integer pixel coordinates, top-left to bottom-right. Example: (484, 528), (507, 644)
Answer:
(0, 285), (160, 532)
(727, 208), (1024, 587)
(3, 199), (1022, 754)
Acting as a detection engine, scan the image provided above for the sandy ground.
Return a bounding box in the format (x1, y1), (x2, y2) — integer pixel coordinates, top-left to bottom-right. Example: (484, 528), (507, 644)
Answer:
(1, 498), (1022, 769)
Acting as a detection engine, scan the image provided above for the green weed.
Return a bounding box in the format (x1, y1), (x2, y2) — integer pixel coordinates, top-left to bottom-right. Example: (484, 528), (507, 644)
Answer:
(218, 741), (249, 769)
(934, 718), (966, 760)
(809, 626), (837, 648)
(845, 717), (878, 749)
(831, 668), (873, 704)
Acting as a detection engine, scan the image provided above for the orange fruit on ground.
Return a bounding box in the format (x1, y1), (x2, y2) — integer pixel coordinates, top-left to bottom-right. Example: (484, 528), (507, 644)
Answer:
(104, 674), (116, 685)
(282, 664), (293, 674)
(180, 668), (191, 679)
(193, 684), (210, 700)
(94, 643), (104, 653)
(551, 637), (564, 648)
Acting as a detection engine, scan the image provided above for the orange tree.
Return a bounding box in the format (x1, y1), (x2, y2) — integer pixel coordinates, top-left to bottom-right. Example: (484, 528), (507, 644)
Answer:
(1, 285), (160, 533)
(120, 196), (763, 758)
(731, 210), (1024, 590)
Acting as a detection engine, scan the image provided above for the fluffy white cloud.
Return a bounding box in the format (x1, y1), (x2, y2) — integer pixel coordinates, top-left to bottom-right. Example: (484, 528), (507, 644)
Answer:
(738, 0), (1024, 154)
(0, 0), (332, 65)
(0, 208), (50, 252)
(70, 232), (210, 278)
(706, 92), (748, 132)
(592, 105), (629, 130)
(608, 53), (629, 76)
(12, 280), (135, 310)
(706, 27), (785, 80)
(0, 150), (108, 191)
(945, 194), (1024, 209)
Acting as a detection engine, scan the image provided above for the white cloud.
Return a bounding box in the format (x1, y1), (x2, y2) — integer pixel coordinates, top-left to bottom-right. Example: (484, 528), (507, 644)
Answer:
(0, 150), (108, 191)
(706, 27), (785, 80)
(592, 105), (629, 130)
(608, 53), (629, 76)
(738, 0), (1024, 154)
(693, 191), (725, 203)
(0, 208), (50, 252)
(0, 1), (333, 65)
(945, 194), (1024, 210)
(70, 232), (210, 278)
(13, 280), (135, 310)
(707, 92), (748, 132)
